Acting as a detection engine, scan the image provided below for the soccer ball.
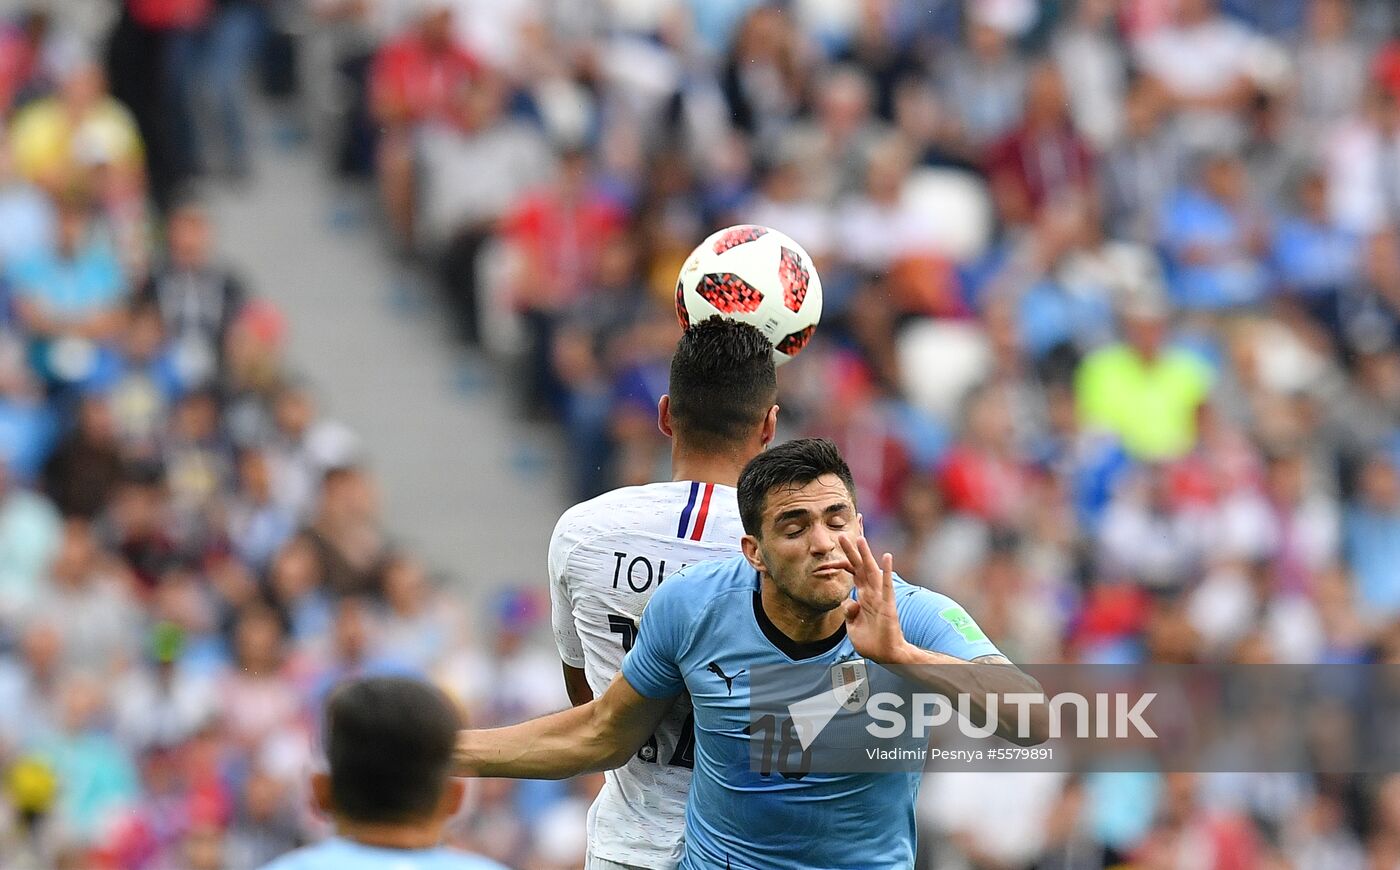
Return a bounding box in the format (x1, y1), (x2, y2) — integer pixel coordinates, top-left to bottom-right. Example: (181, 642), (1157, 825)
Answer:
(675, 225), (823, 366)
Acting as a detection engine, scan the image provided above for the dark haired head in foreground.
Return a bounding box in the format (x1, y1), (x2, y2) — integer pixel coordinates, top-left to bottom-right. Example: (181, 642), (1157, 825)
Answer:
(258, 677), (506, 869)
(663, 316), (778, 455)
(321, 676), (461, 825)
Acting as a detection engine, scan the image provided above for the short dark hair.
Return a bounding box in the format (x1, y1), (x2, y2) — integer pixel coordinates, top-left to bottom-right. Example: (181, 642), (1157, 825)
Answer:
(669, 317), (777, 452)
(324, 677), (461, 824)
(737, 438), (856, 536)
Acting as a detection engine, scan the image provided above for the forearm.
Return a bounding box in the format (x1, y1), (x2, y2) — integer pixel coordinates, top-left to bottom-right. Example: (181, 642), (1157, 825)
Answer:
(452, 701), (633, 780)
(891, 646), (1049, 746)
(562, 663), (594, 707)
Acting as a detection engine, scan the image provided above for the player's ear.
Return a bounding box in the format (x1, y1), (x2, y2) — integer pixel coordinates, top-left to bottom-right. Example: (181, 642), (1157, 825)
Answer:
(658, 395), (674, 438)
(855, 512), (864, 538)
(441, 777), (466, 818)
(310, 771), (333, 816)
(741, 534), (765, 573)
(761, 404), (779, 446)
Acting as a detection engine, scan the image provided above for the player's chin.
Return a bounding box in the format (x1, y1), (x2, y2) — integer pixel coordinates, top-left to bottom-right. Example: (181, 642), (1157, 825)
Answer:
(805, 570), (853, 608)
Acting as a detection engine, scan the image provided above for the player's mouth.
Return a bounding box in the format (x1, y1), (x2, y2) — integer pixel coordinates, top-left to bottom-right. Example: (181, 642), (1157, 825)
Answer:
(812, 562), (851, 578)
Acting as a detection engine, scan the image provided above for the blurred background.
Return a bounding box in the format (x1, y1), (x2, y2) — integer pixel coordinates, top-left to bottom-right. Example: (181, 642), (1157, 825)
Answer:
(4, 0), (1400, 867)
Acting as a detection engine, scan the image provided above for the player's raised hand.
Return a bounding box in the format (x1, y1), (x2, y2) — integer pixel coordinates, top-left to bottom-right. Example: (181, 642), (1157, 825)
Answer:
(838, 529), (909, 665)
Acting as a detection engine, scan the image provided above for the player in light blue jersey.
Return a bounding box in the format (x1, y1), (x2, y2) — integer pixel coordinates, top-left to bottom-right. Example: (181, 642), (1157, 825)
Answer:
(454, 439), (1048, 869)
(260, 677), (505, 870)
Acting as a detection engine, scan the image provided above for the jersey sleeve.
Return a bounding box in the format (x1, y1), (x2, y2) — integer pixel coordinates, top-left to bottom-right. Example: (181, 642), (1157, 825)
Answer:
(620, 575), (688, 699)
(895, 583), (1002, 662)
(547, 512), (586, 668)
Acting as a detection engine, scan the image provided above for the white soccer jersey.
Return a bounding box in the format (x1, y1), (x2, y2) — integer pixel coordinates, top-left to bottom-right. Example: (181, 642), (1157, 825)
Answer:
(549, 480), (745, 869)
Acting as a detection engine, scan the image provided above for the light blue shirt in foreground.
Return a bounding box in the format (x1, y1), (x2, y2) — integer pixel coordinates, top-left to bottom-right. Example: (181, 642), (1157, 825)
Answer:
(259, 837), (507, 870)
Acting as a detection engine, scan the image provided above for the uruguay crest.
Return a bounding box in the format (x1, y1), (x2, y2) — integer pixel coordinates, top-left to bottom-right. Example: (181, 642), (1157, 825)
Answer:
(831, 658), (869, 711)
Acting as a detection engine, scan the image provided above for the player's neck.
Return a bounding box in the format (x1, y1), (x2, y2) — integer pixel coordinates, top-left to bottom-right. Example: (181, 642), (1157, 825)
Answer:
(671, 444), (751, 488)
(759, 580), (845, 644)
(336, 818), (443, 851)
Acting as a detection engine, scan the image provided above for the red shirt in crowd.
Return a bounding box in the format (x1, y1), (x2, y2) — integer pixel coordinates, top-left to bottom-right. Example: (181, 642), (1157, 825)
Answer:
(370, 33), (479, 126)
(984, 122), (1096, 223)
(938, 444), (1033, 525)
(503, 189), (627, 310)
(1376, 41), (1400, 101)
(127, 0), (210, 30)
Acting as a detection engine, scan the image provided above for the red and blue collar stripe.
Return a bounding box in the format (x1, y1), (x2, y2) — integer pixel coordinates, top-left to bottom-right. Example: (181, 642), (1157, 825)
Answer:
(677, 481), (716, 541)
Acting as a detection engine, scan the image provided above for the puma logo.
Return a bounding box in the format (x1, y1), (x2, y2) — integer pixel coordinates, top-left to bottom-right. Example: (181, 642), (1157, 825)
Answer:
(707, 661), (746, 695)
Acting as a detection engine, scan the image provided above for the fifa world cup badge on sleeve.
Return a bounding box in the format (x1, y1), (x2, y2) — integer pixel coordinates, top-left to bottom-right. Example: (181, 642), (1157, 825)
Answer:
(832, 659), (869, 711)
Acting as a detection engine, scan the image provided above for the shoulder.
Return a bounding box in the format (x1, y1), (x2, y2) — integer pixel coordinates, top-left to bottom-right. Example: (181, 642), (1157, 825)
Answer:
(892, 579), (964, 616)
(554, 481), (714, 542)
(648, 555), (752, 611)
(892, 580), (979, 633)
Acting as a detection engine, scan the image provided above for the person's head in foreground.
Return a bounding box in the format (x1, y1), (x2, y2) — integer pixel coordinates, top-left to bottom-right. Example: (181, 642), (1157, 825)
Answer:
(317, 676), (462, 839)
(662, 316), (779, 458)
(262, 676), (505, 868)
(738, 437), (860, 618)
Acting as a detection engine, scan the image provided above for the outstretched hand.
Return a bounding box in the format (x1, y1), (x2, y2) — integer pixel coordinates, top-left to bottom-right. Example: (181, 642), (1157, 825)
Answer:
(838, 530), (910, 665)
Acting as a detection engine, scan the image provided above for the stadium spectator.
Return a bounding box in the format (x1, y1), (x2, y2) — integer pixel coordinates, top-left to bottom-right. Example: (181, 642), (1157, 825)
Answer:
(297, 465), (391, 599)
(502, 147), (627, 417)
(136, 198), (247, 389)
(984, 61), (1096, 228)
(10, 195), (126, 396)
(1101, 77), (1185, 245)
(41, 393), (123, 519)
(1134, 0), (1262, 152)
(1158, 150), (1271, 310)
(1294, 0), (1369, 142)
(0, 458), (60, 627)
(938, 5), (1029, 148)
(1325, 84), (1400, 236)
(1075, 294), (1213, 460)
(8, 59), (143, 192)
(1050, 0), (1126, 150)
(1272, 168), (1362, 338)
(0, 134), (57, 271)
(1345, 453), (1400, 618)
(198, 0), (268, 180)
(368, 1), (478, 254)
(421, 70), (553, 344)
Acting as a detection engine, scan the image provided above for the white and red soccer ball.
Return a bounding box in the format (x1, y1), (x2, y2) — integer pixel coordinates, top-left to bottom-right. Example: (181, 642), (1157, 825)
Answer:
(675, 225), (823, 366)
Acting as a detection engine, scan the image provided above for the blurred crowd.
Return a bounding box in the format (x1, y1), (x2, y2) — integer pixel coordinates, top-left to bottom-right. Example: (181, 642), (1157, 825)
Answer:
(0, 0), (594, 868)
(8, 0), (1400, 868)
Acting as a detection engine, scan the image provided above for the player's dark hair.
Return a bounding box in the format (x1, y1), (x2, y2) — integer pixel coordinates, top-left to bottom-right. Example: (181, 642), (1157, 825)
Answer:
(737, 438), (856, 536)
(324, 676), (461, 824)
(669, 317), (777, 452)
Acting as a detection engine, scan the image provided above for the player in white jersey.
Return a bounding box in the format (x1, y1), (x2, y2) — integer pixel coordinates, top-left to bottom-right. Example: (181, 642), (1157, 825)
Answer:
(549, 318), (779, 869)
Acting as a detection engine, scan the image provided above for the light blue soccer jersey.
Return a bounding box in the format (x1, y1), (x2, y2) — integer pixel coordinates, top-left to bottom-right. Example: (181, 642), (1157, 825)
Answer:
(621, 555), (1001, 870)
(258, 838), (508, 870)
